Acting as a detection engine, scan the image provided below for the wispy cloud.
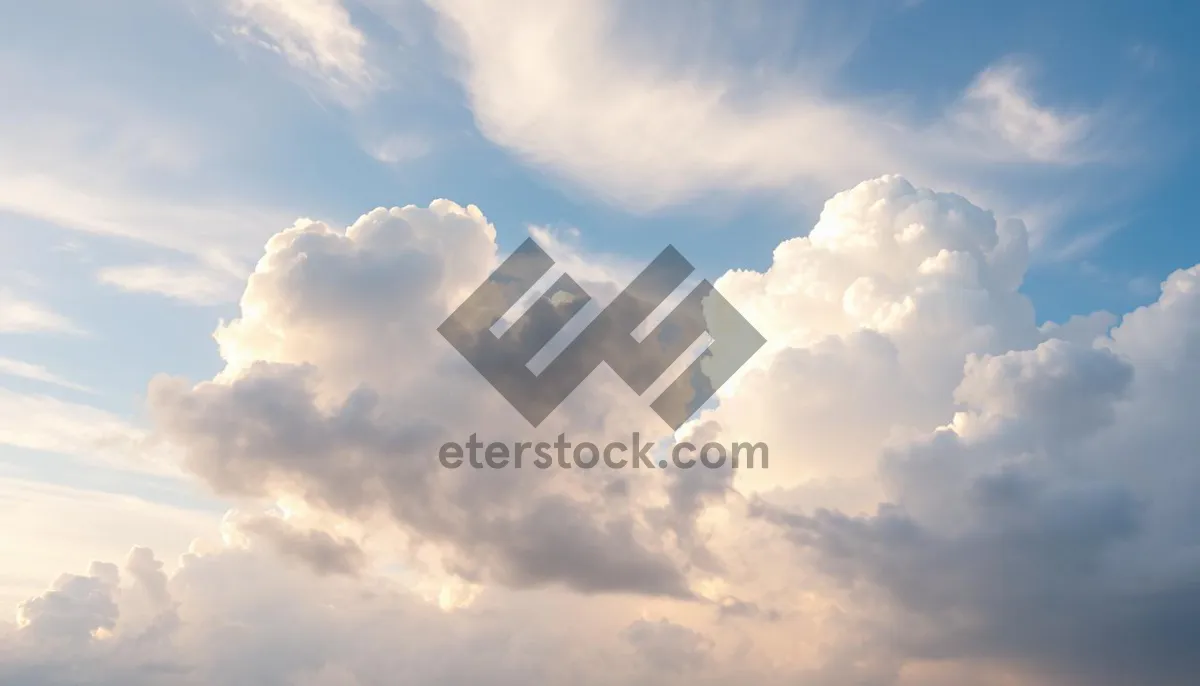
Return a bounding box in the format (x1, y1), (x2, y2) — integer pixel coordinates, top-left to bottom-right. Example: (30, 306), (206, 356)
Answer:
(97, 262), (244, 306)
(0, 290), (82, 336)
(364, 132), (434, 164)
(0, 174), (290, 260)
(426, 0), (1123, 233)
(221, 0), (376, 103)
(0, 357), (94, 394)
(947, 60), (1094, 164)
(0, 388), (174, 474)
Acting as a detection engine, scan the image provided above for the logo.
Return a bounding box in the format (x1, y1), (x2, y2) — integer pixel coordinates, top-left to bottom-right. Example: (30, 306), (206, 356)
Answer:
(439, 238), (765, 430)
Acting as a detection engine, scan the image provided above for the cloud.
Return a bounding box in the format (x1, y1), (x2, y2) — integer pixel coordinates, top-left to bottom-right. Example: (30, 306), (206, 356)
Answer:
(147, 201), (701, 599)
(365, 132), (433, 164)
(144, 177), (1200, 684)
(15, 561), (121, 643)
(425, 0), (1111, 222)
(221, 0), (376, 103)
(0, 170), (290, 264)
(622, 618), (714, 673)
(97, 263), (243, 306)
(0, 389), (176, 474)
(0, 357), (94, 393)
(685, 175), (1034, 500)
(947, 60), (1094, 164)
(749, 328), (1200, 684)
(0, 290), (81, 336)
(1037, 310), (1118, 345)
(11, 176), (1200, 684)
(227, 511), (367, 576)
(0, 477), (217, 614)
(0, 538), (787, 686)
(693, 178), (1200, 684)
(641, 174), (1200, 684)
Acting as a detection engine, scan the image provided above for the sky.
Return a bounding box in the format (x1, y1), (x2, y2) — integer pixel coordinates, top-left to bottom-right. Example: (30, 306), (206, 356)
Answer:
(2, 0), (1200, 684)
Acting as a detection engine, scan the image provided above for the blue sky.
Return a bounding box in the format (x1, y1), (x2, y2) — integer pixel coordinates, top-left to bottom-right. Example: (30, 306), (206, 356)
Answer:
(2, 0), (1200, 663)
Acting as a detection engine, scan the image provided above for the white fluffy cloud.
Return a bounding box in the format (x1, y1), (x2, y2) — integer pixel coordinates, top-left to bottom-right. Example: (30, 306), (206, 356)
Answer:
(146, 201), (705, 599)
(704, 179), (1200, 683)
(8, 176), (1200, 685)
(687, 176), (1035, 503)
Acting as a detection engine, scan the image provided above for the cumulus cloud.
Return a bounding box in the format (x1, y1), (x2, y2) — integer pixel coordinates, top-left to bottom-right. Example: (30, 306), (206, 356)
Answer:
(751, 337), (1200, 684)
(684, 176), (1035, 503)
(0, 476), (220, 614)
(705, 179), (1200, 683)
(11, 176), (1200, 685)
(651, 175), (1200, 684)
(1, 538), (799, 686)
(15, 561), (121, 643)
(147, 201), (704, 599)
